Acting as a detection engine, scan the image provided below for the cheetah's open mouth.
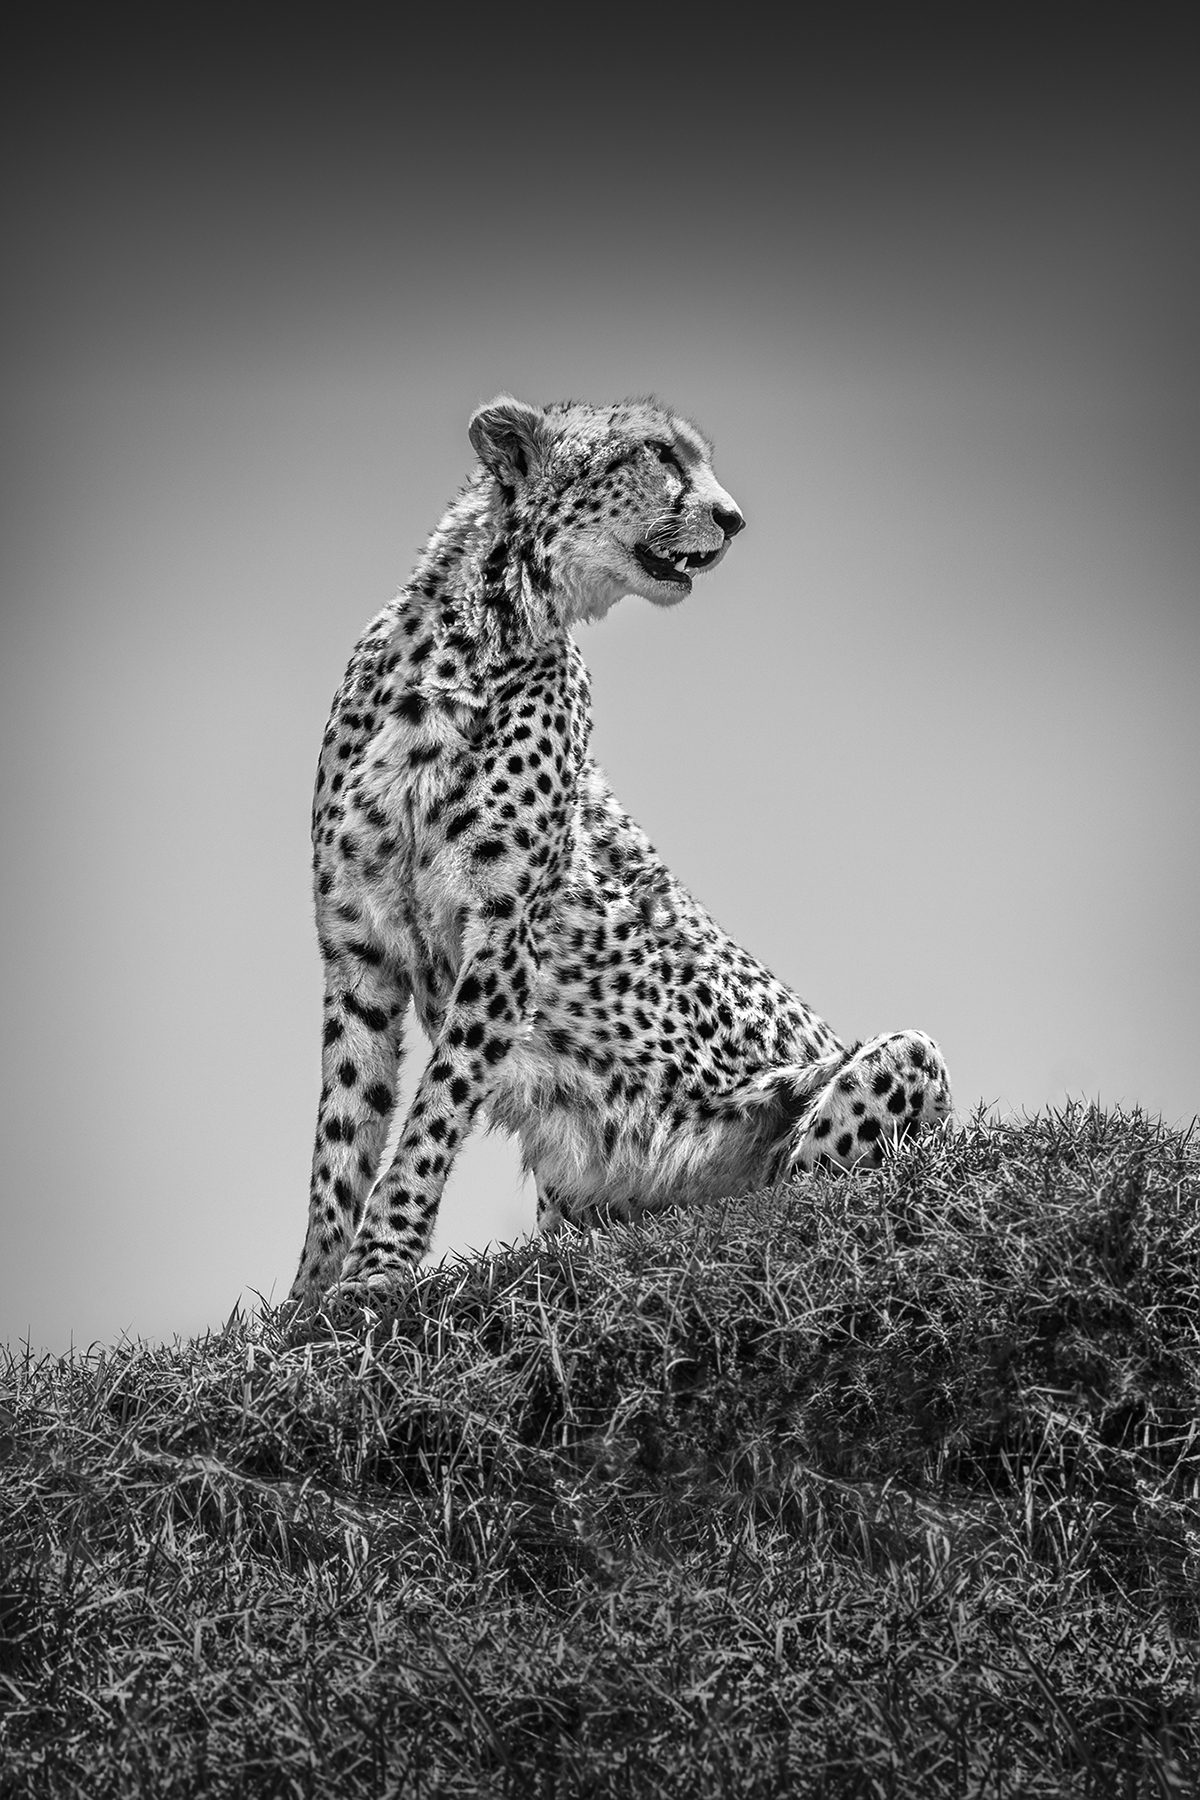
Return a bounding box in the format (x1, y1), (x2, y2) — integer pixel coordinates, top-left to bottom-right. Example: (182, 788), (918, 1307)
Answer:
(634, 543), (723, 589)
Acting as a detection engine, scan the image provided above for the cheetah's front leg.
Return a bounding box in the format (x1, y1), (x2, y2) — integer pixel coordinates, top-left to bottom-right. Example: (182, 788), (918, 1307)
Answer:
(333, 920), (538, 1294)
(289, 950), (411, 1304)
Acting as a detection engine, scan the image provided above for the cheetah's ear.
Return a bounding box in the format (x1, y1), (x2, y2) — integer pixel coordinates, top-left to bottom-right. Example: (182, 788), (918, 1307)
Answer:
(468, 396), (548, 485)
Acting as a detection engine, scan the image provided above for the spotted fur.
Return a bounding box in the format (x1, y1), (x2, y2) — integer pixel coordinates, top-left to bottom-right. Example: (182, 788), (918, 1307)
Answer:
(289, 396), (952, 1301)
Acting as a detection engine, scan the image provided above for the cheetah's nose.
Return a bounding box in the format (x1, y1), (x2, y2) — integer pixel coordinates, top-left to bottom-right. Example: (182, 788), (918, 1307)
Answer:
(713, 505), (746, 539)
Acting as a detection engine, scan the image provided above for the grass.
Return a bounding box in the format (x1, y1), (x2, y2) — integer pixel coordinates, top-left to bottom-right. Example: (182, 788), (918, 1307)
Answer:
(1, 1103), (1198, 1797)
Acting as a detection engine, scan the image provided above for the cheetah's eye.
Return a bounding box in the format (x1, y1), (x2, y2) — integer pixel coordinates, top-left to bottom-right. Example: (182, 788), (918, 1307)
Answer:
(646, 441), (686, 480)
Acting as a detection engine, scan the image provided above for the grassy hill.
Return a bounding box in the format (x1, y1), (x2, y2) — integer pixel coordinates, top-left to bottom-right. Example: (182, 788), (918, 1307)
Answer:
(2, 1104), (1198, 1797)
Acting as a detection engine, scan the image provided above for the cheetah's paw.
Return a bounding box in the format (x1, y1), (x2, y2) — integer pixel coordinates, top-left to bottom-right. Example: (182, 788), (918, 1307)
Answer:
(319, 1268), (414, 1318)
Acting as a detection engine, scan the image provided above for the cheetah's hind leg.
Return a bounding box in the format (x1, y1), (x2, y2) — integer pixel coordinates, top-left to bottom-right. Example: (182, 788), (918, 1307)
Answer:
(785, 1030), (953, 1177)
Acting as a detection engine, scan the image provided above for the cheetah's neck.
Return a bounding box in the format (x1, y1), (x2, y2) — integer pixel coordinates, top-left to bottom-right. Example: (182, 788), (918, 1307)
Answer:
(397, 476), (563, 667)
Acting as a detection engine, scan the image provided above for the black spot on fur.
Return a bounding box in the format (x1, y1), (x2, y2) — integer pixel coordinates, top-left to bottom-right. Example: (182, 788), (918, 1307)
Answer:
(343, 994), (390, 1033)
(346, 940), (383, 967)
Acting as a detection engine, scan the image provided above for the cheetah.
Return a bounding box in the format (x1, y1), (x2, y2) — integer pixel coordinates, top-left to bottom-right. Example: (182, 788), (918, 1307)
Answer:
(289, 396), (952, 1302)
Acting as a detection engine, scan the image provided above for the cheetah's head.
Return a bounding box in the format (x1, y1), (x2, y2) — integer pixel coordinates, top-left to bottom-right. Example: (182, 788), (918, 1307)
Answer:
(469, 395), (745, 625)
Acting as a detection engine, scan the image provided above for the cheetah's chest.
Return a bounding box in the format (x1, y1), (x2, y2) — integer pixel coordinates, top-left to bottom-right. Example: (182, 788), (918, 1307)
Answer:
(334, 634), (590, 1036)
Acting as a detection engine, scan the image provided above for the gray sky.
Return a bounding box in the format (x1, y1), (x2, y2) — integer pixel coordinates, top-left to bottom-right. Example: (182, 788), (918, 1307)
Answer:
(3, 16), (1197, 1354)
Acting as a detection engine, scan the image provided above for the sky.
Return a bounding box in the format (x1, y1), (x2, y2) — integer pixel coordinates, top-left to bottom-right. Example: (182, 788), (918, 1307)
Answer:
(2, 14), (1197, 1356)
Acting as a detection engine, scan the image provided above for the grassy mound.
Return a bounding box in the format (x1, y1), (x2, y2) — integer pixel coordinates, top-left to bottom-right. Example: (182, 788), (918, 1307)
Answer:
(2, 1105), (1198, 1797)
